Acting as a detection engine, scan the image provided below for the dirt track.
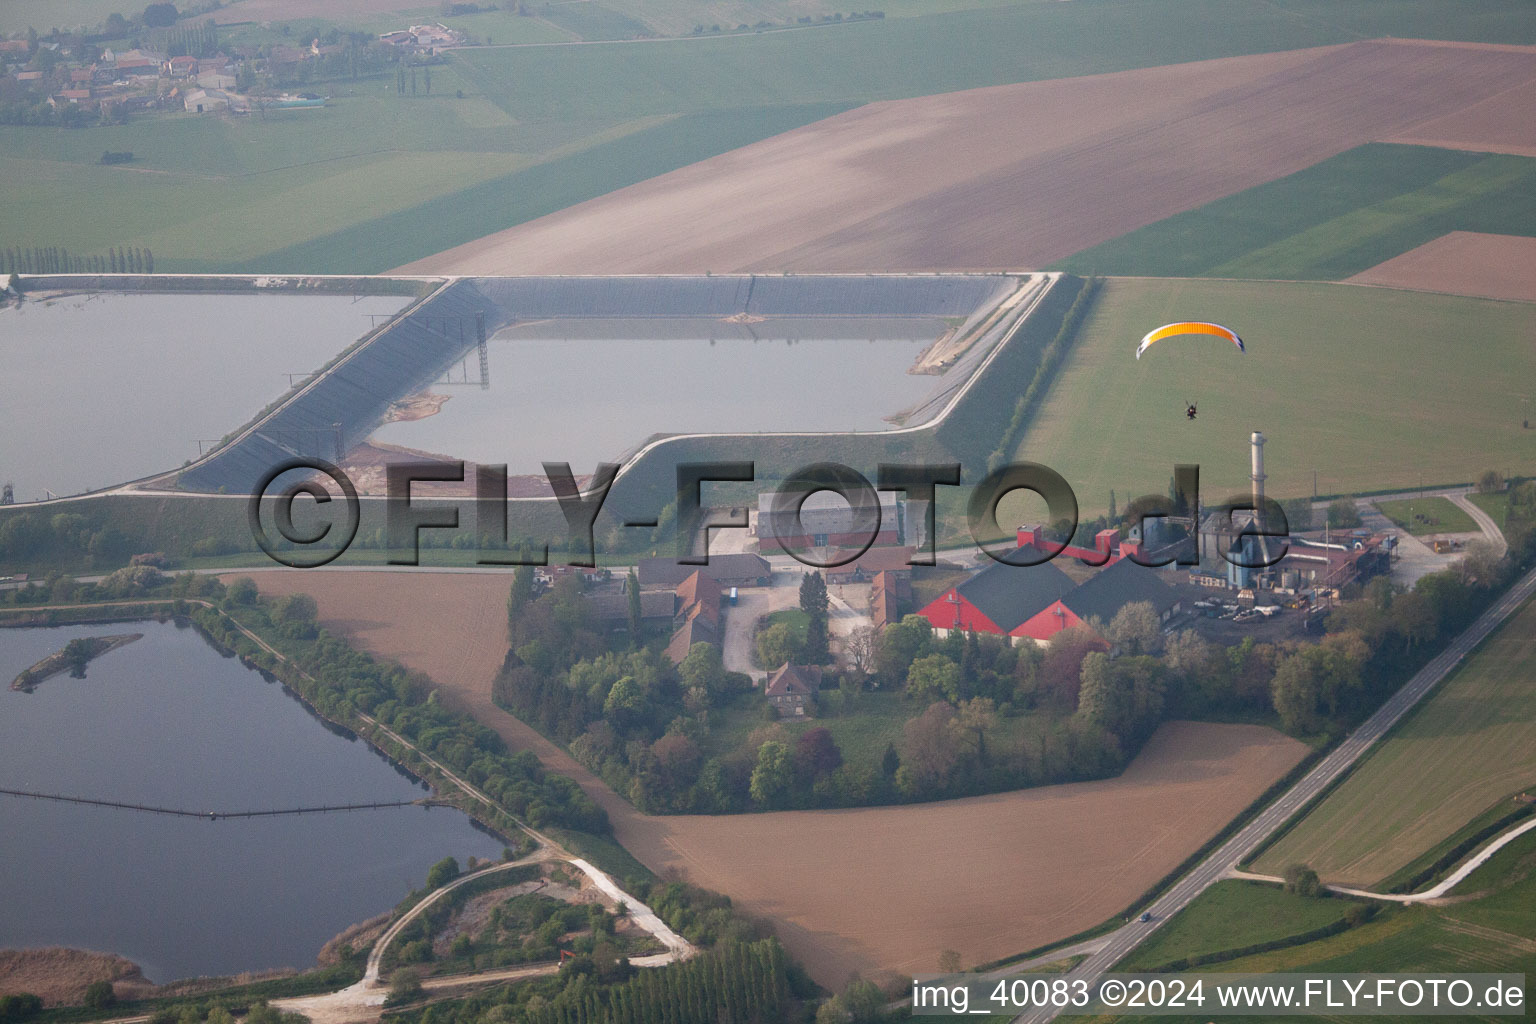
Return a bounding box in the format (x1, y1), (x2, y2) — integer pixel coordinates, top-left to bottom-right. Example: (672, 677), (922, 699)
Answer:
(1348, 232), (1536, 303)
(395, 40), (1536, 275)
(245, 571), (1305, 985)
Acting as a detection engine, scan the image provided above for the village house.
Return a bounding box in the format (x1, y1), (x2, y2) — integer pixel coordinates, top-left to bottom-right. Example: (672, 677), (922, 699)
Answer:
(764, 662), (821, 717)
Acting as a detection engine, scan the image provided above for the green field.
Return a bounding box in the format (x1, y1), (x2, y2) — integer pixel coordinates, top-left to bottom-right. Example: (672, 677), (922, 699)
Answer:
(1055, 144), (1536, 280)
(1470, 489), (1513, 527)
(1374, 496), (1479, 536)
(8, 1), (1536, 273)
(1013, 277), (1536, 509)
(1253, 597), (1536, 887)
(1101, 829), (1536, 1024)
(1115, 881), (1358, 972)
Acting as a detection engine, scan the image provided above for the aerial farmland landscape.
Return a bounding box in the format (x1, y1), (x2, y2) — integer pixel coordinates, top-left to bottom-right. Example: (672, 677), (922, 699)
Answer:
(1, 1), (1534, 1023)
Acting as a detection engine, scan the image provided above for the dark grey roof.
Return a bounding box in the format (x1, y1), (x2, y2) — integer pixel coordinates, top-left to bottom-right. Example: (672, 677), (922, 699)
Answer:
(586, 590), (674, 622)
(953, 560), (1075, 632)
(638, 553), (771, 587)
(1062, 558), (1178, 625)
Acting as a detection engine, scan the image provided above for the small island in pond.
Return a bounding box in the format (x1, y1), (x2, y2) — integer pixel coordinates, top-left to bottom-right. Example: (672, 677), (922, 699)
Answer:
(11, 634), (142, 692)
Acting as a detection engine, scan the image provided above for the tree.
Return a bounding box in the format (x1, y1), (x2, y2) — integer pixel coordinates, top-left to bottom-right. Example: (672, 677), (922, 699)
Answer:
(875, 614), (932, 684)
(143, 3), (179, 28)
(274, 592), (317, 626)
(625, 569), (642, 644)
(678, 641), (726, 694)
(794, 727), (842, 780)
(815, 977), (885, 1024)
(425, 855), (460, 890)
(799, 570), (828, 617)
(950, 696), (997, 764)
(749, 740), (792, 806)
(937, 949), (961, 973)
(1283, 863), (1322, 897)
(800, 571), (830, 663)
(900, 702), (959, 789)
(1105, 600), (1163, 655)
(0, 995), (42, 1024)
(1477, 469), (1505, 494)
(388, 968), (423, 1004)
(804, 610), (829, 665)
(1326, 498), (1361, 530)
(1040, 625), (1102, 709)
(83, 983), (115, 1011)
(880, 742), (900, 778)
(225, 576), (258, 605)
(755, 620), (801, 669)
(507, 563), (535, 624)
(1076, 652), (1128, 734)
(905, 653), (960, 703)
(845, 624), (877, 674)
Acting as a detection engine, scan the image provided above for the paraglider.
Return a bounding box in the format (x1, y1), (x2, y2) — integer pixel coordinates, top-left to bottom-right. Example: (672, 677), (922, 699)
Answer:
(1136, 322), (1244, 421)
(1135, 322), (1245, 360)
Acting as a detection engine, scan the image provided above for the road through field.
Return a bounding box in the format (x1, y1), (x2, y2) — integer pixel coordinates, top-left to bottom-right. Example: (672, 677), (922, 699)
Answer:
(1009, 562), (1536, 1024)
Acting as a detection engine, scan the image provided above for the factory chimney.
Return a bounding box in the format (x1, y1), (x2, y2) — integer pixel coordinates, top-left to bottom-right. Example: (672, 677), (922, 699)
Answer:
(1250, 431), (1273, 571)
(1251, 431), (1266, 509)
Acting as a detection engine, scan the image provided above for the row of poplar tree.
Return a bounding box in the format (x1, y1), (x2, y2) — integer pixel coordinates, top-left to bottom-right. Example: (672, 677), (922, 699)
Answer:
(1, 245), (154, 274)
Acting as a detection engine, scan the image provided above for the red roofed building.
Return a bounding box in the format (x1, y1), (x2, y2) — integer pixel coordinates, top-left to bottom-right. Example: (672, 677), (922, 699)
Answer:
(918, 550), (1180, 645)
(665, 570), (722, 664)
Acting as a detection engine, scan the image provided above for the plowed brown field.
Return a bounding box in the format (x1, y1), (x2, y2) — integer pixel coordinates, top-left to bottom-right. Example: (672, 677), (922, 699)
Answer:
(395, 39), (1536, 275)
(1382, 40), (1536, 157)
(1348, 231), (1536, 303)
(243, 571), (1306, 984)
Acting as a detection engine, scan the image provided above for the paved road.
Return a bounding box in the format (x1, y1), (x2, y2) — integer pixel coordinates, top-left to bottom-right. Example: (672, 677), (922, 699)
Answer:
(1011, 561), (1536, 1023)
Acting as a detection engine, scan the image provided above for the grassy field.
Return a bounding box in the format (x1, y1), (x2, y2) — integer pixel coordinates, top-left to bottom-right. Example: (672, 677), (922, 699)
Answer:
(1013, 277), (1536, 510)
(1469, 489), (1513, 526)
(8, 1), (1536, 273)
(1374, 496), (1479, 536)
(1100, 829), (1536, 1024)
(1055, 144), (1536, 280)
(1115, 881), (1356, 971)
(1253, 596), (1536, 887)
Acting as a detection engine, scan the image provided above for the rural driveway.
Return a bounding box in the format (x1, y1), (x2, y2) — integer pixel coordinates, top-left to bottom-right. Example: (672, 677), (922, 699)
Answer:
(720, 579), (801, 681)
(1010, 560), (1536, 1023)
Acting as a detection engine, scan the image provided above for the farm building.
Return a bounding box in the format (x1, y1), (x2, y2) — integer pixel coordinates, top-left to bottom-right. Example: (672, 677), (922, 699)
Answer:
(585, 589), (674, 628)
(919, 555), (1180, 645)
(824, 546), (916, 585)
(639, 553), (771, 589)
(757, 489), (903, 553)
(183, 88), (230, 113)
(764, 663), (821, 717)
(665, 570), (723, 665)
(869, 570), (911, 631)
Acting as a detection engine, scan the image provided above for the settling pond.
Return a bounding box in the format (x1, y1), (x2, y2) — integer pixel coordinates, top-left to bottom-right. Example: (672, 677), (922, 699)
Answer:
(369, 317), (947, 473)
(0, 291), (409, 501)
(0, 620), (503, 983)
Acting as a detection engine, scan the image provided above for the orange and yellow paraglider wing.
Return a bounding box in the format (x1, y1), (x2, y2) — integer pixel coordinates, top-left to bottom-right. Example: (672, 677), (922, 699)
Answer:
(1135, 322), (1245, 359)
